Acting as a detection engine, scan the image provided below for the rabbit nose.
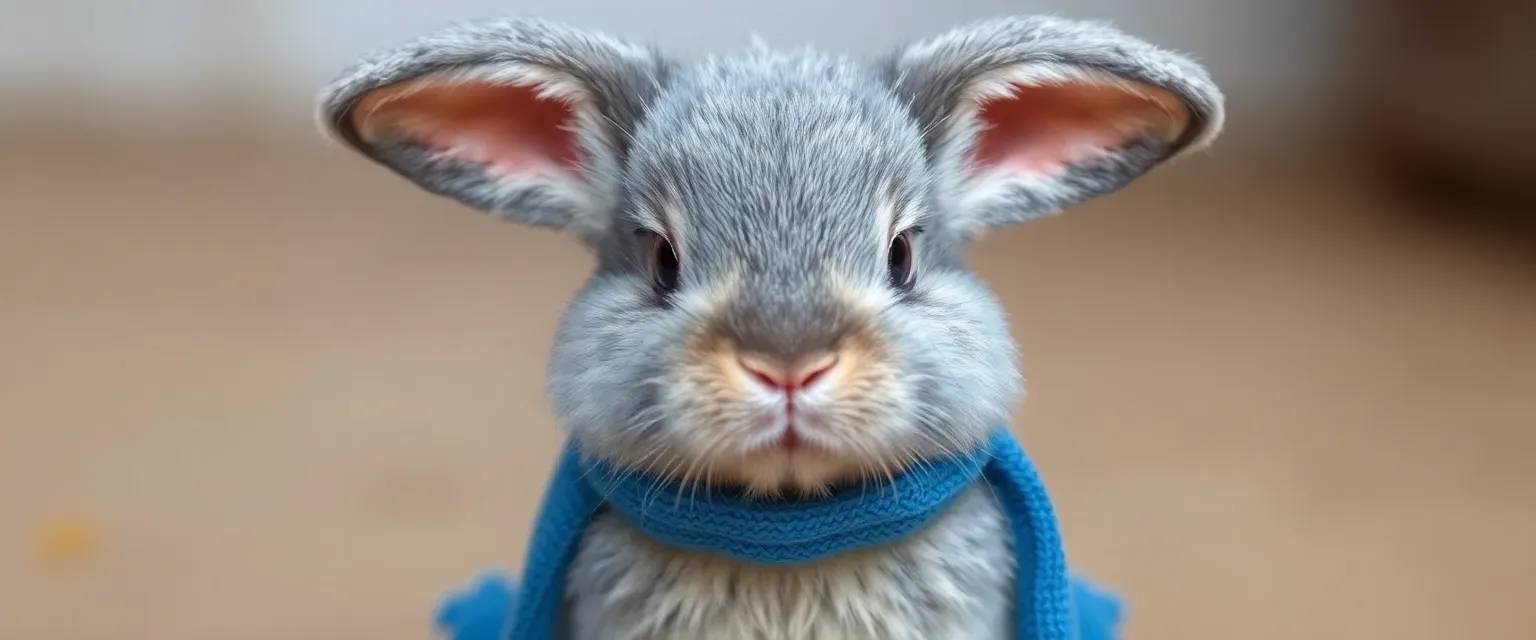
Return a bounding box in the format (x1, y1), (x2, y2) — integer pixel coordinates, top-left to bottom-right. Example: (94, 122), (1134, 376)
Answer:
(737, 350), (840, 391)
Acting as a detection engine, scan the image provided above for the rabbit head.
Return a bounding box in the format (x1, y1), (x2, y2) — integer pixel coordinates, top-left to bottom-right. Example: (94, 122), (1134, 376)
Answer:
(318, 16), (1223, 496)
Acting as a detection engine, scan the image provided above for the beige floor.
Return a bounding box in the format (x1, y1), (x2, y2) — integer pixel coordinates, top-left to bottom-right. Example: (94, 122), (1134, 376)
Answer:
(1, 131), (1533, 640)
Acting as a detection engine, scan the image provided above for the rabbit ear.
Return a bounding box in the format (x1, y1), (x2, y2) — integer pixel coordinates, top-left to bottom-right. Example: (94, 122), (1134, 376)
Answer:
(317, 18), (670, 244)
(888, 16), (1225, 238)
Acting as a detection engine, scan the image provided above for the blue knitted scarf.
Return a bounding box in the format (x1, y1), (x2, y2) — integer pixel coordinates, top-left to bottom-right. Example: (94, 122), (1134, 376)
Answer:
(433, 428), (1124, 639)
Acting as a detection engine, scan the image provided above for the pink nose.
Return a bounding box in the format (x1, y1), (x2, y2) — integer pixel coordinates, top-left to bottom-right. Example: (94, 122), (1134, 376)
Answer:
(737, 351), (840, 391)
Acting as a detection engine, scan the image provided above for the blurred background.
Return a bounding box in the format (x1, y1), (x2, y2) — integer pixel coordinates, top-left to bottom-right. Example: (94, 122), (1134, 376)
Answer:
(1, 1), (1533, 639)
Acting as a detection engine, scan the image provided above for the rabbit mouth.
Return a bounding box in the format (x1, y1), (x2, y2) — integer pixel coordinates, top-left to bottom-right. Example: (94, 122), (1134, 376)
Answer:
(776, 428), (804, 450)
(742, 422), (819, 454)
(691, 420), (904, 496)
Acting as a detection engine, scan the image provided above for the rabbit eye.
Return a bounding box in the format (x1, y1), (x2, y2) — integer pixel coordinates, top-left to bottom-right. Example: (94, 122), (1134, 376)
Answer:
(644, 231), (681, 296)
(887, 230), (916, 290)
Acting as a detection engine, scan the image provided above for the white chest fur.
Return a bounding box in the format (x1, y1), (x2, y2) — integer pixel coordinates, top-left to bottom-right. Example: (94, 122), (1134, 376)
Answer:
(561, 484), (1015, 640)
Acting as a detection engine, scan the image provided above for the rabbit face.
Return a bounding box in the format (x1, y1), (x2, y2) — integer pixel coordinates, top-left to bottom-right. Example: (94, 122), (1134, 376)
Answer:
(546, 54), (1021, 494)
(318, 15), (1223, 495)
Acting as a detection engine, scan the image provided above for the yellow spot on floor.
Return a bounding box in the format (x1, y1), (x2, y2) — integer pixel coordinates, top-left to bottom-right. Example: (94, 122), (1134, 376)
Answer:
(32, 517), (103, 568)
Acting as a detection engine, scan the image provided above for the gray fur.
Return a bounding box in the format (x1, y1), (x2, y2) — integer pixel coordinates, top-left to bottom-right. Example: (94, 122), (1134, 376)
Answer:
(317, 14), (1224, 640)
(563, 486), (1013, 640)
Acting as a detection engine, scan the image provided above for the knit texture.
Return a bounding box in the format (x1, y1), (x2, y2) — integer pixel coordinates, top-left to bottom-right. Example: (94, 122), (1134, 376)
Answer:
(583, 441), (990, 565)
(433, 428), (1124, 639)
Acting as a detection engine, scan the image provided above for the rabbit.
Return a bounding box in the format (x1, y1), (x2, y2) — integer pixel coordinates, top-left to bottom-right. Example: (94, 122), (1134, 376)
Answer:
(317, 14), (1223, 640)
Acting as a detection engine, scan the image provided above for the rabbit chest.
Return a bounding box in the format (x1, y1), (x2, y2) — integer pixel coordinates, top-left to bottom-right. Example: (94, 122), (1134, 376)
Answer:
(561, 483), (1015, 640)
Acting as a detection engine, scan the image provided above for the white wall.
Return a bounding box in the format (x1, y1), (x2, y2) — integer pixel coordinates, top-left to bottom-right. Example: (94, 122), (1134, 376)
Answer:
(0, 0), (1346, 130)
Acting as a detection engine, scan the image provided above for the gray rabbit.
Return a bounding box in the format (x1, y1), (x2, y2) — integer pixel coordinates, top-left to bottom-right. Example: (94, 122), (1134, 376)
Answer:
(318, 14), (1222, 640)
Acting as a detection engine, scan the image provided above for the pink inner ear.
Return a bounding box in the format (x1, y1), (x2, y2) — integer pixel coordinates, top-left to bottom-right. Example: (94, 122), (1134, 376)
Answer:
(972, 80), (1188, 176)
(352, 80), (581, 178)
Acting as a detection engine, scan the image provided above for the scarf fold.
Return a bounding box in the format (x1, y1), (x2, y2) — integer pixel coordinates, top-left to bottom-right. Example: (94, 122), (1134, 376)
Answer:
(433, 428), (1124, 640)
